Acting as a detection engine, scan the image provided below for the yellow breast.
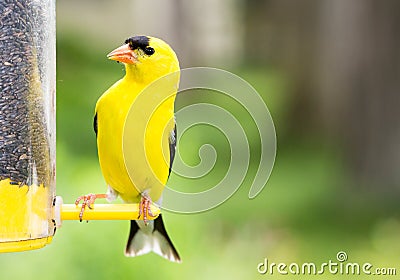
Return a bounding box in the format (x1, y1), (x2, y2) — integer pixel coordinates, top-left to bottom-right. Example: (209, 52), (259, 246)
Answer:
(96, 75), (177, 203)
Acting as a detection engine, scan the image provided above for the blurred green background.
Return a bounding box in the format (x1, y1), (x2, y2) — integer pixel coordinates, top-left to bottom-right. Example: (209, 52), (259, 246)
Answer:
(2, 0), (400, 279)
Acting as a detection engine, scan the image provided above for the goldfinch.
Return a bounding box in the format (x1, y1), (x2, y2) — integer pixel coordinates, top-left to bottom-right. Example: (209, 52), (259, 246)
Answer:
(75, 35), (181, 262)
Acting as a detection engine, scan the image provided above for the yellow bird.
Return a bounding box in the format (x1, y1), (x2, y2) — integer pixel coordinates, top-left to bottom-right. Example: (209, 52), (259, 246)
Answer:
(75, 35), (181, 262)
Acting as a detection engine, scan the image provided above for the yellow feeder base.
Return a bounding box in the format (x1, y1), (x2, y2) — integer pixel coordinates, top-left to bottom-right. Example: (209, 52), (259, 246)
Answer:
(0, 237), (53, 253)
(0, 179), (54, 253)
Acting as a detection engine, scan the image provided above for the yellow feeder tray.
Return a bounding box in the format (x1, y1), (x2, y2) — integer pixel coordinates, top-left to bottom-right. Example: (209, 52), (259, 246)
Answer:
(0, 192), (160, 253)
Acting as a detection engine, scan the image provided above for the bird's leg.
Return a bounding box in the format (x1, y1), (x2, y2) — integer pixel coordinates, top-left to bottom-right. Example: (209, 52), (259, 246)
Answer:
(138, 194), (156, 225)
(75, 193), (107, 222)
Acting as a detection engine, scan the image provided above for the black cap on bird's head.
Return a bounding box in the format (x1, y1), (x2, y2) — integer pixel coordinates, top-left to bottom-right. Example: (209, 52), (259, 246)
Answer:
(125, 36), (148, 51)
(125, 36), (156, 56)
(125, 35), (149, 47)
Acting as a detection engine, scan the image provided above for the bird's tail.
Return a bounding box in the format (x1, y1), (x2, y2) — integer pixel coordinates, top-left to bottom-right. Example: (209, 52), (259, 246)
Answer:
(125, 214), (181, 262)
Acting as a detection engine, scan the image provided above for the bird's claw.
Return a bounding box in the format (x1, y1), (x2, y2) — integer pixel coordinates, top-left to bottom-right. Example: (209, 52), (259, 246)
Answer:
(138, 195), (156, 225)
(75, 193), (106, 222)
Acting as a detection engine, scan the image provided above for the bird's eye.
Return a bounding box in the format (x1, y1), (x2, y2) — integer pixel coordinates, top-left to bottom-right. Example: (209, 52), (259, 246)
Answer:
(144, 47), (155, 56)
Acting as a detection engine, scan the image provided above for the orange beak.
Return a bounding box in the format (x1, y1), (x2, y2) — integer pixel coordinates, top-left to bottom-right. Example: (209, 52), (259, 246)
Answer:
(107, 44), (137, 64)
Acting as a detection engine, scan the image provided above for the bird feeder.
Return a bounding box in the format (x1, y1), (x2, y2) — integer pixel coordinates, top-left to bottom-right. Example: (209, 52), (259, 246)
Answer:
(0, 0), (56, 252)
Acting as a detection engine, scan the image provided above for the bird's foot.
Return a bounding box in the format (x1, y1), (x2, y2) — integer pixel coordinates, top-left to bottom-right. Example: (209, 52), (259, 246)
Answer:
(138, 195), (156, 225)
(75, 193), (107, 222)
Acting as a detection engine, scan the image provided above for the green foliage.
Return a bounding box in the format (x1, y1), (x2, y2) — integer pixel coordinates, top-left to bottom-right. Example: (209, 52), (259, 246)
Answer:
(0, 35), (398, 280)
(56, 34), (121, 157)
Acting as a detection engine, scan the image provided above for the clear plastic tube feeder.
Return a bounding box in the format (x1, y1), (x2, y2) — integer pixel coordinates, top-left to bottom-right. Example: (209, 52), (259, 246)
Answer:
(0, 0), (56, 252)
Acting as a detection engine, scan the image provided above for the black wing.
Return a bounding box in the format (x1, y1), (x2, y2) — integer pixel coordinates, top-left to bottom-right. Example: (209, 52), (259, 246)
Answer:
(93, 112), (98, 137)
(168, 125), (177, 177)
